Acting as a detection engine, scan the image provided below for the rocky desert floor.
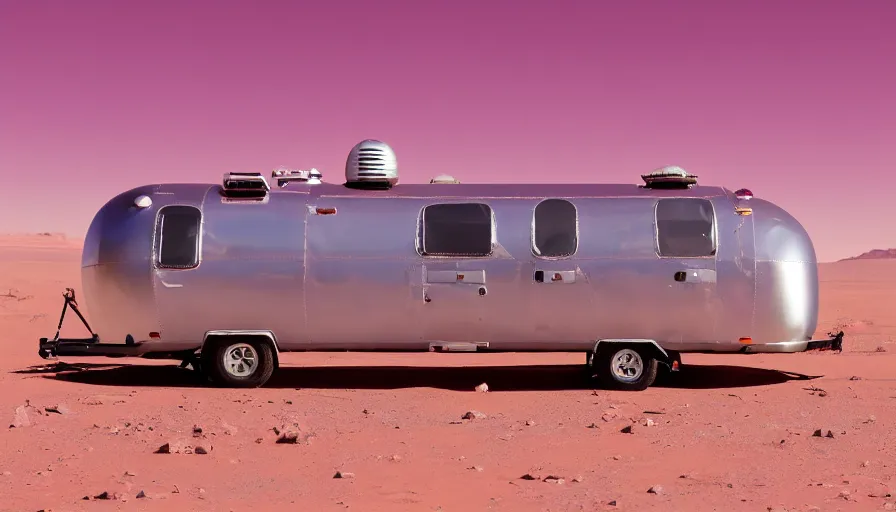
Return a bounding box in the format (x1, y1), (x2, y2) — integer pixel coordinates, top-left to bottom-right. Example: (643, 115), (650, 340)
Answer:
(1, 234), (895, 512)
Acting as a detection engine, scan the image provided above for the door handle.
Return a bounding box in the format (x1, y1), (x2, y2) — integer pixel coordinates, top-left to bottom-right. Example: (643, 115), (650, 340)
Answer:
(534, 270), (576, 284)
(673, 269), (716, 283)
(425, 269), (486, 284)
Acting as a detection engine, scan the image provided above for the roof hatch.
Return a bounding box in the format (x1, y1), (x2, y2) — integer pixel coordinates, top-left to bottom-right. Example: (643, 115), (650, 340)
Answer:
(641, 166), (698, 189)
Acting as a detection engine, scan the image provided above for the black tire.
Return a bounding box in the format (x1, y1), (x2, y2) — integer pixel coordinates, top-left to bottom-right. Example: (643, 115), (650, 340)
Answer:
(200, 337), (276, 388)
(594, 345), (659, 391)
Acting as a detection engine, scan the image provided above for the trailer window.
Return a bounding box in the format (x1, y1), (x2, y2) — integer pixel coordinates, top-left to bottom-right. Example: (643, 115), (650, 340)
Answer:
(533, 199), (578, 257)
(421, 203), (493, 257)
(655, 198), (715, 257)
(156, 205), (201, 268)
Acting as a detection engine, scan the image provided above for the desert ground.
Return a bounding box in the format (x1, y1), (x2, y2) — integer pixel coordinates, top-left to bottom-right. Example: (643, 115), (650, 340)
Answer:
(1, 234), (894, 512)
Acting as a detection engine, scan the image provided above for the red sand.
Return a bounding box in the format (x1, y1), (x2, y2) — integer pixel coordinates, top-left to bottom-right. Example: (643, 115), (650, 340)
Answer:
(1, 234), (895, 511)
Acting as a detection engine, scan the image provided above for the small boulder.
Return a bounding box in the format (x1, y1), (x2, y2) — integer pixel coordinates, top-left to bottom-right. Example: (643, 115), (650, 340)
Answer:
(44, 404), (70, 415)
(462, 410), (486, 420)
(333, 471), (355, 479)
(647, 485), (664, 494)
(475, 383), (489, 393)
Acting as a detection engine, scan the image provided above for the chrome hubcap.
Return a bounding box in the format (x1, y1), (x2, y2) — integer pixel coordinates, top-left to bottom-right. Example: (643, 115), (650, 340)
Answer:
(224, 343), (258, 378)
(611, 349), (644, 382)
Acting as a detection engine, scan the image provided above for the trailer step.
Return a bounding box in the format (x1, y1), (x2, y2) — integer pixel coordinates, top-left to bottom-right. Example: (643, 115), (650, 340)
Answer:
(429, 342), (489, 353)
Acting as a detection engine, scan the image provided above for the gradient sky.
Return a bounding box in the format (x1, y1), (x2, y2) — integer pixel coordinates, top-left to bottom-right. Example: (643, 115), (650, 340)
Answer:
(1, 0), (894, 262)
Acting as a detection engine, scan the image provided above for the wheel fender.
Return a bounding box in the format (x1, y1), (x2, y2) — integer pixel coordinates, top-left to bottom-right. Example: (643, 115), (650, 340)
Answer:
(591, 339), (670, 364)
(202, 330), (280, 369)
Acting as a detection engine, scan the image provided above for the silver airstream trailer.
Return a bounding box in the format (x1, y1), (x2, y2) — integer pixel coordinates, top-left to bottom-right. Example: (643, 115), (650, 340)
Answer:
(39, 139), (844, 391)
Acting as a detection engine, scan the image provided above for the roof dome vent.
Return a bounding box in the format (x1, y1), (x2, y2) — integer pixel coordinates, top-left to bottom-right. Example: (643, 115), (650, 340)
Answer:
(641, 165), (698, 189)
(345, 139), (398, 190)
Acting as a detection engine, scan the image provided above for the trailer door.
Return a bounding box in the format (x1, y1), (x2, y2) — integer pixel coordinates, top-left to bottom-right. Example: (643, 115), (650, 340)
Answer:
(152, 204), (205, 345)
(651, 198), (720, 344)
(418, 202), (500, 345)
(524, 198), (597, 344)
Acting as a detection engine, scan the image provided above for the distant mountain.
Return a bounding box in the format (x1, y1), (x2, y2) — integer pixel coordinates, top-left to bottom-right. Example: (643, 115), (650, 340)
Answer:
(839, 249), (896, 261)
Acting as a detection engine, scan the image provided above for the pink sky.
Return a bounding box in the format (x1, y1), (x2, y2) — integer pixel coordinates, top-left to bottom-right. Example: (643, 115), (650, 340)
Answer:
(1, 0), (893, 262)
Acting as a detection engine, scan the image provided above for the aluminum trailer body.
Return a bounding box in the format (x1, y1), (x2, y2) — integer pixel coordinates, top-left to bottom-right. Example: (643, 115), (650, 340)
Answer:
(39, 141), (842, 390)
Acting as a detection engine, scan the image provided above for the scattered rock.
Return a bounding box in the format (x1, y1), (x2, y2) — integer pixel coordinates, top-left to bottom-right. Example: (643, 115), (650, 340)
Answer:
(647, 485), (664, 494)
(812, 429), (834, 438)
(276, 431), (299, 444)
(154, 443), (171, 454)
(525, 420), (535, 426)
(543, 475), (565, 484)
(475, 383), (489, 393)
(333, 471), (355, 479)
(273, 426), (314, 444)
(194, 446), (209, 455)
(94, 491), (119, 500)
(620, 425), (634, 434)
(462, 410), (486, 420)
(44, 404), (70, 415)
(572, 475), (584, 483)
(11, 405), (31, 428)
(136, 490), (147, 499)
(643, 418), (656, 427)
(469, 465), (484, 472)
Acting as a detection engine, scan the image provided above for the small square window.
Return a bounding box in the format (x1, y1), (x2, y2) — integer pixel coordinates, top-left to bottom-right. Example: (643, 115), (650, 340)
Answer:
(156, 205), (202, 268)
(421, 203), (493, 257)
(655, 198), (715, 257)
(533, 199), (578, 257)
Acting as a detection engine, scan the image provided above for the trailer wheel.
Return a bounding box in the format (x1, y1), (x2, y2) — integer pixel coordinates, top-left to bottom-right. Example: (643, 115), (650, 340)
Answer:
(594, 345), (659, 391)
(201, 337), (276, 388)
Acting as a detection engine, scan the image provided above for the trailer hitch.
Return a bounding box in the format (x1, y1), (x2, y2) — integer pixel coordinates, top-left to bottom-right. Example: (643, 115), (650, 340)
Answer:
(807, 330), (845, 353)
(38, 288), (99, 359)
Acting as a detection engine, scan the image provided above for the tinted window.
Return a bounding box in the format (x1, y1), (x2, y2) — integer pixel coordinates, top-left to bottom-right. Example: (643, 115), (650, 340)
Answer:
(421, 203), (493, 256)
(655, 198), (715, 257)
(533, 199), (577, 257)
(157, 205), (201, 268)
